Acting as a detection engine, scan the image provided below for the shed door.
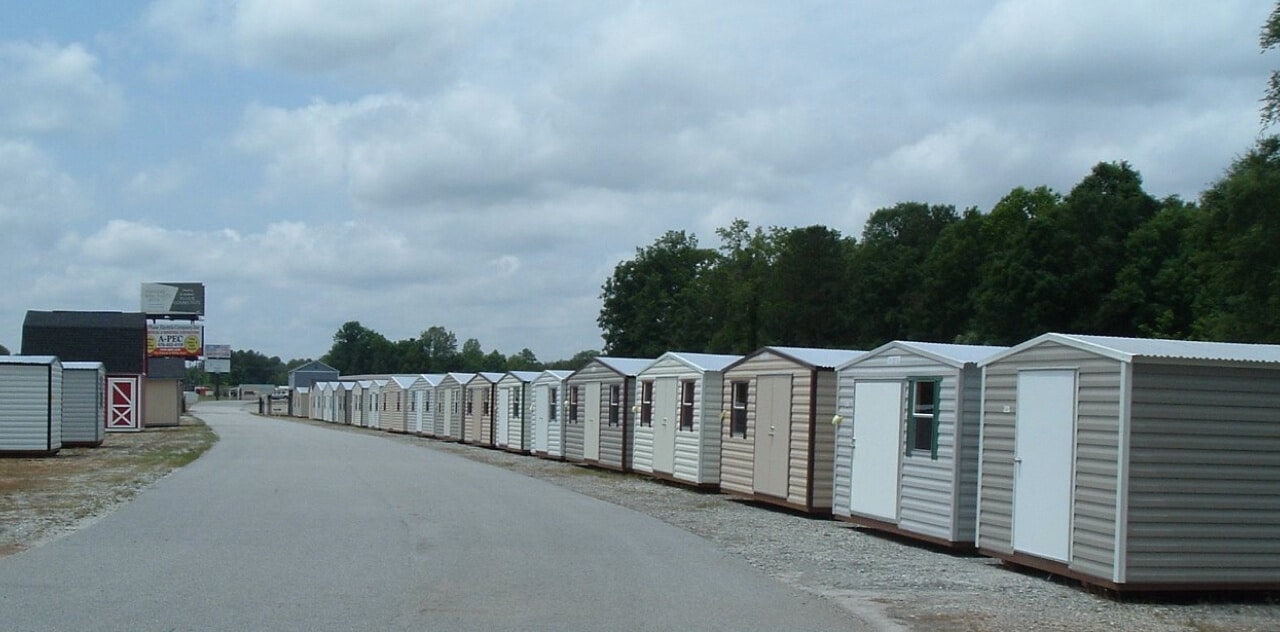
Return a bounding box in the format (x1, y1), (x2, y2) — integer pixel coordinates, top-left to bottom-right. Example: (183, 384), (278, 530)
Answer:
(753, 374), (793, 498)
(497, 387), (511, 447)
(584, 382), (602, 461)
(652, 377), (678, 474)
(849, 380), (903, 522)
(442, 388), (455, 437)
(106, 376), (141, 432)
(1013, 369), (1077, 563)
(532, 385), (549, 453)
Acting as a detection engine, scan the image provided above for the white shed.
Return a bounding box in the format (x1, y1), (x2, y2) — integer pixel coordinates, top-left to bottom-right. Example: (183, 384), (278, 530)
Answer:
(496, 371), (540, 453)
(411, 374), (444, 435)
(633, 352), (740, 488)
(434, 373), (474, 441)
(0, 356), (63, 455)
(61, 361), (106, 448)
(530, 370), (571, 459)
(833, 341), (1005, 548)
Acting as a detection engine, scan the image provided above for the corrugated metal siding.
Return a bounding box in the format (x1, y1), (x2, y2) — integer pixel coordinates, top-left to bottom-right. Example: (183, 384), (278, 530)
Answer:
(62, 366), (105, 445)
(1125, 363), (1280, 584)
(0, 362), (61, 452)
(979, 341), (1122, 579)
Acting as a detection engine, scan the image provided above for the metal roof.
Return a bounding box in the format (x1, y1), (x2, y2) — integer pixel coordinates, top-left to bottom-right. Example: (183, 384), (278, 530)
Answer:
(62, 361), (105, 370)
(982, 333), (1280, 366)
(648, 351), (742, 373)
(418, 373), (445, 386)
(0, 355), (59, 365)
(503, 370), (542, 383)
(390, 375), (420, 389)
(842, 340), (1007, 370)
(534, 369), (572, 382)
(594, 357), (655, 376)
(766, 346), (865, 369)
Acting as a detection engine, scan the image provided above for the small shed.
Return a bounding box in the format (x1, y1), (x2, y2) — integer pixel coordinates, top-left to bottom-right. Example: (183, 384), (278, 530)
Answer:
(564, 357), (653, 471)
(530, 370), (572, 459)
(61, 361), (106, 448)
(381, 376), (420, 433)
(434, 373), (474, 441)
(833, 341), (1005, 548)
(0, 356), (63, 455)
(977, 333), (1280, 591)
(367, 379), (388, 430)
(464, 373), (502, 446)
(336, 381), (355, 424)
(288, 360), (340, 390)
(291, 387), (311, 418)
(720, 346), (864, 514)
(410, 374), (444, 435)
(633, 352), (740, 488)
(350, 380), (372, 427)
(496, 371), (540, 453)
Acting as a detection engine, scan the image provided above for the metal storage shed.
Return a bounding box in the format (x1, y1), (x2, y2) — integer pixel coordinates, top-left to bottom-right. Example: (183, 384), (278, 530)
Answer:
(464, 373), (502, 446)
(288, 360), (340, 390)
(382, 376), (421, 434)
(61, 361), (106, 448)
(530, 370), (571, 459)
(336, 381), (355, 424)
(23, 311), (146, 433)
(367, 379), (388, 430)
(350, 380), (372, 428)
(720, 346), (864, 514)
(496, 371), (540, 453)
(0, 356), (63, 455)
(411, 374), (444, 435)
(833, 341), (1005, 548)
(633, 352), (740, 488)
(434, 373), (473, 441)
(977, 333), (1280, 591)
(564, 357), (654, 471)
(291, 387), (311, 418)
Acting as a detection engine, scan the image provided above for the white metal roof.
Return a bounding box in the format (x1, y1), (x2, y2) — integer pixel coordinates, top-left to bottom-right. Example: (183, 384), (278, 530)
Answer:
(647, 351), (742, 373)
(981, 333), (1280, 366)
(766, 346), (865, 369)
(594, 357), (655, 376)
(534, 369), (572, 383)
(418, 373), (445, 386)
(502, 370), (542, 383)
(390, 375), (420, 389)
(841, 340), (1007, 370)
(62, 361), (106, 370)
(0, 355), (59, 365)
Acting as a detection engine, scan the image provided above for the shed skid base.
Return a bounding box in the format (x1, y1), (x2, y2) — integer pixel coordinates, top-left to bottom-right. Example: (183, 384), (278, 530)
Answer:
(61, 440), (105, 449)
(718, 487), (828, 516)
(0, 449), (60, 458)
(640, 470), (719, 492)
(834, 513), (974, 551)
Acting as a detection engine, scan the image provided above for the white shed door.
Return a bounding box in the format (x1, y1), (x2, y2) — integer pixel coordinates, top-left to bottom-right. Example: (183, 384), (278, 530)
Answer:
(1013, 369), (1076, 563)
(584, 382), (601, 461)
(849, 380), (903, 522)
(532, 385), (549, 453)
(752, 374), (792, 498)
(496, 387), (511, 447)
(652, 377), (678, 474)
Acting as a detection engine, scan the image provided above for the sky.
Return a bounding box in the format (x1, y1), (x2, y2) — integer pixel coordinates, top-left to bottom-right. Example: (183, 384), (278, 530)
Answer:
(0, 1), (1274, 364)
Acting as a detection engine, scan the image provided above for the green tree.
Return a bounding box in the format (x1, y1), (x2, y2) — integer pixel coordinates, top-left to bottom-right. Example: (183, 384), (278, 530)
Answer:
(916, 207), (988, 342)
(1193, 136), (1280, 341)
(229, 349), (287, 385)
(322, 321), (393, 375)
(460, 338), (485, 372)
(1099, 197), (1200, 339)
(759, 225), (856, 348)
(848, 203), (960, 346)
(598, 230), (717, 357)
(0, 343), (9, 355)
(545, 349), (599, 371)
(701, 220), (781, 354)
(414, 326), (460, 373)
(506, 348), (543, 371)
(1262, 2), (1280, 126)
(482, 349), (508, 372)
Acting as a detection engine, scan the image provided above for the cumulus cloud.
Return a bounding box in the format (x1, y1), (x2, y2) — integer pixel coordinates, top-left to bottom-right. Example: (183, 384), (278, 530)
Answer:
(0, 41), (125, 135)
(0, 140), (89, 243)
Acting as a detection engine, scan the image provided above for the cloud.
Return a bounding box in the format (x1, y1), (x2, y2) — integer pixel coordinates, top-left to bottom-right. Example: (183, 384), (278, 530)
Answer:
(0, 41), (125, 136)
(123, 162), (190, 201)
(0, 140), (89, 246)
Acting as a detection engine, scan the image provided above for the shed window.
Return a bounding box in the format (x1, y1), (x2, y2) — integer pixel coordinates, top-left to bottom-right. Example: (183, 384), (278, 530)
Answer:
(906, 379), (940, 460)
(465, 396), (473, 416)
(569, 386), (580, 424)
(608, 385), (621, 426)
(730, 381), (748, 438)
(482, 391), (491, 417)
(679, 380), (695, 431)
(640, 381), (654, 427)
(549, 387), (559, 422)
(511, 389), (522, 419)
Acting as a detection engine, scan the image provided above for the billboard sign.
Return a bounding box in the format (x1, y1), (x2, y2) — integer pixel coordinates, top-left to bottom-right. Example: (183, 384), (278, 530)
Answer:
(205, 344), (231, 374)
(147, 322), (203, 358)
(141, 282), (205, 316)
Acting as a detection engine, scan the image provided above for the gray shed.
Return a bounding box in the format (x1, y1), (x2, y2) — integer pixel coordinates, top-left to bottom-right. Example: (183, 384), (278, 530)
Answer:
(496, 371), (540, 453)
(0, 356), (63, 455)
(977, 333), (1280, 591)
(833, 341), (1005, 548)
(434, 373), (474, 441)
(62, 361), (107, 447)
(565, 357), (654, 471)
(530, 370), (571, 459)
(288, 360), (340, 390)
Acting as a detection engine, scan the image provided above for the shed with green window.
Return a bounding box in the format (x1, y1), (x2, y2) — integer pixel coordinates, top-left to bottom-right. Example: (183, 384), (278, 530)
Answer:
(834, 341), (1005, 548)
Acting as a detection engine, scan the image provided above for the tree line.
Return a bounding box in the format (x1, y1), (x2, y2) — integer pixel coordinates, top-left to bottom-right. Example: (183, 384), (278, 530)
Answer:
(599, 142), (1280, 357)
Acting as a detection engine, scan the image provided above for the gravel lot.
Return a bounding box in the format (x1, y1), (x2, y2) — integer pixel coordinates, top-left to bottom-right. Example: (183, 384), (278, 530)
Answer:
(283, 417), (1279, 632)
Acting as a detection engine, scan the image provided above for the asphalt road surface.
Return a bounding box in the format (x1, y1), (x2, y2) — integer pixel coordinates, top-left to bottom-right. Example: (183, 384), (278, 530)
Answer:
(0, 401), (868, 631)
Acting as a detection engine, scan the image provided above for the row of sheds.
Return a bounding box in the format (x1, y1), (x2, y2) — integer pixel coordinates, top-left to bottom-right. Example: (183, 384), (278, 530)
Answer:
(292, 333), (1280, 593)
(0, 356), (109, 455)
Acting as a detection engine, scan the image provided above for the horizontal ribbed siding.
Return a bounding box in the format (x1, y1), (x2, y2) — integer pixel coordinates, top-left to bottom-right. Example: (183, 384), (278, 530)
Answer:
(61, 367), (104, 445)
(1124, 363), (1280, 584)
(0, 362), (61, 452)
(979, 341), (1121, 582)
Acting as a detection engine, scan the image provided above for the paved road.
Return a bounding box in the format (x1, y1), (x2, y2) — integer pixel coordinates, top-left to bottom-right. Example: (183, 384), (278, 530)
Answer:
(0, 401), (867, 631)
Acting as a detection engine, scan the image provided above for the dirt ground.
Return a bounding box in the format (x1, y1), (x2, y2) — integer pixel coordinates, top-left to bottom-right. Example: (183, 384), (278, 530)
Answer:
(0, 417), (217, 557)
